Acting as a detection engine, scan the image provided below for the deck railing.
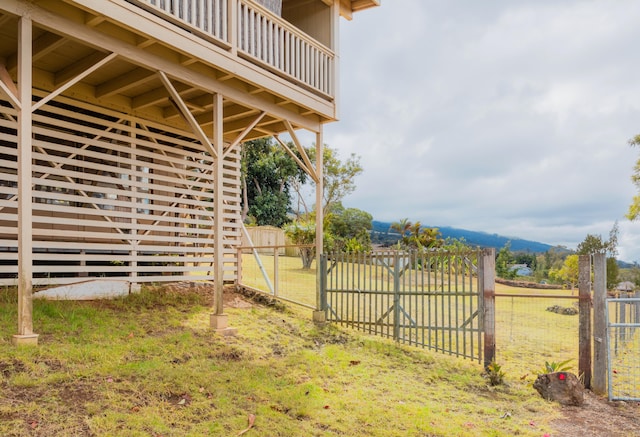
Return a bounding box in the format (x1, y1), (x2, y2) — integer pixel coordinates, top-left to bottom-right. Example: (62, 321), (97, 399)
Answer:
(129, 0), (334, 97)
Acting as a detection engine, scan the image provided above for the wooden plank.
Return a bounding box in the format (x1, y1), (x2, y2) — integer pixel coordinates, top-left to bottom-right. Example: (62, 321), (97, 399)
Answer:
(23, 0), (329, 128)
(16, 16), (36, 340)
(0, 63), (20, 108)
(33, 52), (118, 111)
(315, 130), (323, 310)
(213, 91), (225, 315)
(592, 253), (607, 394)
(2, 83), (243, 285)
(481, 248), (495, 368)
(159, 71), (218, 159)
(578, 254), (592, 389)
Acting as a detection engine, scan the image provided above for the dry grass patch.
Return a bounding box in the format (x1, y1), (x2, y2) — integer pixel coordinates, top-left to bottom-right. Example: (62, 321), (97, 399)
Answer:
(0, 284), (560, 436)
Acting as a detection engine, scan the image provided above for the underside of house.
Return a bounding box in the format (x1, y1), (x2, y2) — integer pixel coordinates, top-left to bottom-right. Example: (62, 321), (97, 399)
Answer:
(0, 0), (379, 343)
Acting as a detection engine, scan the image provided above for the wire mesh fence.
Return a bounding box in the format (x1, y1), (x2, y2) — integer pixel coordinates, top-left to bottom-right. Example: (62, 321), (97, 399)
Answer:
(494, 291), (582, 378)
(606, 296), (640, 401)
(237, 246), (317, 309)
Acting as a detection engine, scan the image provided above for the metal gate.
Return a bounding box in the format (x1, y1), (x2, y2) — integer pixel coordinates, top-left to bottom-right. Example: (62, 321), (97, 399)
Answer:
(320, 249), (491, 363)
(606, 296), (640, 401)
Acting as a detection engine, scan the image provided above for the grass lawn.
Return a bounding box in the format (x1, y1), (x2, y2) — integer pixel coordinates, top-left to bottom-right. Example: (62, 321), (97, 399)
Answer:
(240, 253), (583, 378)
(0, 284), (561, 436)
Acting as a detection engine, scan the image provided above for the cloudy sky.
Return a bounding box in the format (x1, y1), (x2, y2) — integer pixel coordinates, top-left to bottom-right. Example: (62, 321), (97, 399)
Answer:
(322, 0), (640, 262)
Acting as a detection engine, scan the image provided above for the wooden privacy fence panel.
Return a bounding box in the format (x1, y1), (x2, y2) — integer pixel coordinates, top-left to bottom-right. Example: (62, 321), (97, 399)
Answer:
(0, 98), (241, 285)
(321, 249), (486, 363)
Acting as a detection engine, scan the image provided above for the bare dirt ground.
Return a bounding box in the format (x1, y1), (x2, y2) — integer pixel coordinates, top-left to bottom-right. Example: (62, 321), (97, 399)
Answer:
(552, 390), (640, 436)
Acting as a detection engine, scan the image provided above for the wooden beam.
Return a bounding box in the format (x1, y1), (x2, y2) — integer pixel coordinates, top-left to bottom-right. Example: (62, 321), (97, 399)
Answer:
(6, 32), (68, 73)
(15, 16), (38, 344)
(158, 71), (217, 159)
(274, 134), (315, 182)
(315, 129), (324, 311)
(3, 0), (324, 131)
(592, 253), (607, 394)
(163, 92), (214, 119)
(284, 120), (318, 182)
(339, 0), (353, 20)
(33, 52), (117, 112)
(0, 63), (20, 109)
(578, 255), (592, 389)
(131, 85), (179, 110)
(213, 92), (224, 316)
(351, 0), (381, 12)
(0, 13), (12, 29)
(223, 111), (266, 159)
(481, 249), (496, 368)
(95, 67), (156, 98)
(54, 51), (112, 86)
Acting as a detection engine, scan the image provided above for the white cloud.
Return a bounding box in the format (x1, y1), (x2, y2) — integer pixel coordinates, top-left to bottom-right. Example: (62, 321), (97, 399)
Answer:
(324, 0), (640, 262)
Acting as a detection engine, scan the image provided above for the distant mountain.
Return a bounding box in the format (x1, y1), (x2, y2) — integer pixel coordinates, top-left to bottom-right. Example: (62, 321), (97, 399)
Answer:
(371, 221), (557, 253)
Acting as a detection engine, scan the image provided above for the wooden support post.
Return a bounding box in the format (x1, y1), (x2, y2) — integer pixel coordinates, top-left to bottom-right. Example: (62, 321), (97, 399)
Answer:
(591, 253), (607, 395)
(481, 248), (495, 368)
(210, 92), (236, 336)
(578, 254), (592, 389)
(392, 251), (400, 341)
(129, 118), (138, 285)
(273, 246), (279, 298)
(213, 92), (224, 316)
(313, 129), (325, 323)
(13, 16), (38, 346)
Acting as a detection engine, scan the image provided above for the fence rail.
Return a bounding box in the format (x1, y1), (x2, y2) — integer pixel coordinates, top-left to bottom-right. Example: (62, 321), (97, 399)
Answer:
(129, 0), (334, 97)
(320, 249), (489, 363)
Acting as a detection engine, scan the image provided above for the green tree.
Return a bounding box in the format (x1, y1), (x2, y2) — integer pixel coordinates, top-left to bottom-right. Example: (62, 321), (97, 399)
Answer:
(549, 254), (579, 290)
(283, 220), (317, 269)
(618, 265), (640, 287)
(389, 219), (443, 250)
(627, 134), (640, 220)
(294, 146), (363, 217)
(495, 242), (515, 279)
(285, 205), (373, 268)
(576, 222), (619, 289)
(607, 257), (620, 290)
(326, 204), (373, 253)
(241, 138), (306, 226)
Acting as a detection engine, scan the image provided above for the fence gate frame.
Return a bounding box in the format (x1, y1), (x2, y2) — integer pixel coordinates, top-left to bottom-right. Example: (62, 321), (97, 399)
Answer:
(605, 296), (640, 401)
(319, 248), (495, 365)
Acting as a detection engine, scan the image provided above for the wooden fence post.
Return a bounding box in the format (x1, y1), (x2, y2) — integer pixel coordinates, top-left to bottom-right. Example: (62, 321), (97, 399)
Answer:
(393, 251), (401, 341)
(480, 248), (495, 369)
(578, 254), (592, 389)
(592, 253), (607, 394)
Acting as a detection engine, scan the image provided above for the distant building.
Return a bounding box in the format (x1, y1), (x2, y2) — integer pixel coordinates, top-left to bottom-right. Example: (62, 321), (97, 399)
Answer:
(509, 264), (532, 276)
(616, 281), (636, 292)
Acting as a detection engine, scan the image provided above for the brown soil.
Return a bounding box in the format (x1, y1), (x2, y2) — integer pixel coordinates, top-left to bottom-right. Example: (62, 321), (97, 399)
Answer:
(551, 390), (640, 436)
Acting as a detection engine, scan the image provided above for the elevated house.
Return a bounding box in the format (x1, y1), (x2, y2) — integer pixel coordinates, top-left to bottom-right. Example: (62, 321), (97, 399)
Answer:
(0, 0), (379, 344)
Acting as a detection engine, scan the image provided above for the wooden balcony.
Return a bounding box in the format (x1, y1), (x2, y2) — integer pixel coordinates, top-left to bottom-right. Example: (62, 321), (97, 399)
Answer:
(131, 0), (335, 98)
(0, 0), (345, 141)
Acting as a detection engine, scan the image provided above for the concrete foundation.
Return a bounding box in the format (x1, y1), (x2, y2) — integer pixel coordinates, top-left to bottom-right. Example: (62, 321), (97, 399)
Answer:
(210, 313), (238, 336)
(312, 310), (326, 325)
(12, 334), (39, 346)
